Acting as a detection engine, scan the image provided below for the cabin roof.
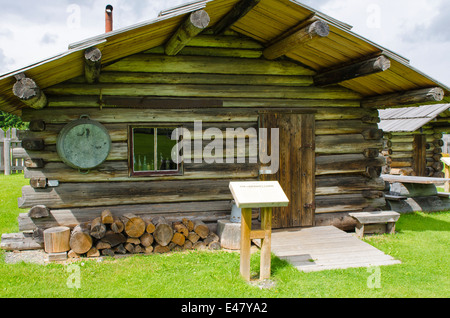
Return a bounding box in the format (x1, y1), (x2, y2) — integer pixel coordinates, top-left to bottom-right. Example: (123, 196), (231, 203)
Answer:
(378, 103), (450, 132)
(1, 0), (449, 115)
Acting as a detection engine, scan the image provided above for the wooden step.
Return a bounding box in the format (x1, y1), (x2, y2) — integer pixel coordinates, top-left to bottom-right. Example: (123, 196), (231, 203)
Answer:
(348, 211), (400, 238)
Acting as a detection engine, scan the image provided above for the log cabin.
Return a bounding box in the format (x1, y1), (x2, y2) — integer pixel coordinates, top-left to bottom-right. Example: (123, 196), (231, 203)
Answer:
(1, 0), (450, 234)
(379, 104), (450, 177)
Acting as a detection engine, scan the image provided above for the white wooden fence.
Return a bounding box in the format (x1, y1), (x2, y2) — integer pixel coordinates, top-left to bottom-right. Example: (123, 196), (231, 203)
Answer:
(0, 128), (24, 175)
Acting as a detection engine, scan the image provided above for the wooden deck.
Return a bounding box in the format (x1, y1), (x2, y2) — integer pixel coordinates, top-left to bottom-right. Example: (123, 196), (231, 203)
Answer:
(271, 226), (401, 272)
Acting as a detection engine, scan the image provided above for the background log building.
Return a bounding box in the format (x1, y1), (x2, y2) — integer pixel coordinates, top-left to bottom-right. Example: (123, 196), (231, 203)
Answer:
(379, 104), (450, 177)
(0, 0), (449, 233)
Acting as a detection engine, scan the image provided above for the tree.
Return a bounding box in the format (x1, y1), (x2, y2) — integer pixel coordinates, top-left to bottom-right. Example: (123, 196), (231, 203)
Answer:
(0, 111), (28, 130)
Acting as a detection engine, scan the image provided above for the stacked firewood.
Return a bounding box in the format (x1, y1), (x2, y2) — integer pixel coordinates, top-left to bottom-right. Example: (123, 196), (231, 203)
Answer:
(68, 210), (220, 258)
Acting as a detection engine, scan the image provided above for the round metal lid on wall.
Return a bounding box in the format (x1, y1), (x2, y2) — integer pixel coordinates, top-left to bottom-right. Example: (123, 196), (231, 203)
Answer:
(56, 115), (111, 172)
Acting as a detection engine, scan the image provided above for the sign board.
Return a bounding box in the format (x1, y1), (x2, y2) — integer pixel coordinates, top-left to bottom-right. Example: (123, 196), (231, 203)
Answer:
(229, 181), (289, 208)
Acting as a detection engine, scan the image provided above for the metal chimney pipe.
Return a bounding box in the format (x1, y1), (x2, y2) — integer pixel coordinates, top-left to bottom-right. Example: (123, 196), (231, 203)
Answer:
(105, 5), (113, 33)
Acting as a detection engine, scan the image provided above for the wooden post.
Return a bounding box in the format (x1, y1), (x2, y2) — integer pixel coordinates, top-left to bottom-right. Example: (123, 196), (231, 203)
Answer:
(3, 129), (11, 175)
(240, 208), (252, 281)
(259, 207), (272, 280)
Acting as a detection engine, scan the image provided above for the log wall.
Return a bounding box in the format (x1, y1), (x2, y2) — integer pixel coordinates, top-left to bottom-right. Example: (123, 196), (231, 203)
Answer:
(384, 128), (444, 177)
(16, 33), (386, 231)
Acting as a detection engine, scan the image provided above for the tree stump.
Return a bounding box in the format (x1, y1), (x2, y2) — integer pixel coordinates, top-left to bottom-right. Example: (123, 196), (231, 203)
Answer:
(43, 226), (70, 253)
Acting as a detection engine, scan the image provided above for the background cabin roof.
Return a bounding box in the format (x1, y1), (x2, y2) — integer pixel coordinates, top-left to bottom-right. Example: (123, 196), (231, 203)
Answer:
(378, 103), (450, 132)
(1, 0), (449, 115)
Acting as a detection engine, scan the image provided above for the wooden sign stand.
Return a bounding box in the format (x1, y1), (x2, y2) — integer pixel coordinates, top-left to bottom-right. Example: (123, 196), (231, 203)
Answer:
(229, 181), (289, 281)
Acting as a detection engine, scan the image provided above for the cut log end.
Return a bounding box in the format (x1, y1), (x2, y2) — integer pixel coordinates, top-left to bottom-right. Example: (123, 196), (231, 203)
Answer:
(122, 213), (146, 238)
(190, 9), (210, 29)
(69, 224), (93, 254)
(309, 20), (330, 38)
(43, 226), (70, 253)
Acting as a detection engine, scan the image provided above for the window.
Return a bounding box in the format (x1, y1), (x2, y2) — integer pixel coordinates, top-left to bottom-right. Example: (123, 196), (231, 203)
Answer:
(130, 127), (181, 176)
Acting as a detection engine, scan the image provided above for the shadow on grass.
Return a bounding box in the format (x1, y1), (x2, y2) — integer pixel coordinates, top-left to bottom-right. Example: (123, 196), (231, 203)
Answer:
(396, 212), (450, 233)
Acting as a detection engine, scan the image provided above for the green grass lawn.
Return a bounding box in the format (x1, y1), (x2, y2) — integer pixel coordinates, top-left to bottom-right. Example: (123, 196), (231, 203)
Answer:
(0, 174), (449, 298)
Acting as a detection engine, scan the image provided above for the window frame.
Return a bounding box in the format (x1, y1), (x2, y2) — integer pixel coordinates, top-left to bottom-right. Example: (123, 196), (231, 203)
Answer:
(129, 125), (183, 177)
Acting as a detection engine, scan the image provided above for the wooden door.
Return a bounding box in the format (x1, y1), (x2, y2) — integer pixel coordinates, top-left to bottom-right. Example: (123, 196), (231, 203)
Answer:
(259, 111), (315, 229)
(413, 134), (426, 176)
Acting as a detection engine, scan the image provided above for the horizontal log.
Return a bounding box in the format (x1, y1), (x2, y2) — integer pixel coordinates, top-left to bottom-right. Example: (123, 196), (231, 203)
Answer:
(183, 34), (264, 49)
(18, 123), (128, 145)
(315, 120), (377, 135)
(93, 72), (313, 86)
(44, 83), (361, 100)
(390, 158), (413, 168)
(1, 232), (44, 251)
(390, 151), (413, 159)
(13, 143), (127, 162)
(18, 201), (233, 231)
(315, 175), (386, 195)
(22, 107), (376, 125)
(22, 108), (258, 124)
(103, 54), (315, 76)
(24, 161), (259, 182)
(389, 134), (437, 143)
(315, 193), (386, 214)
(362, 87), (445, 108)
(18, 179), (244, 209)
(315, 134), (383, 154)
(47, 96), (361, 108)
(315, 154), (385, 175)
(314, 212), (357, 231)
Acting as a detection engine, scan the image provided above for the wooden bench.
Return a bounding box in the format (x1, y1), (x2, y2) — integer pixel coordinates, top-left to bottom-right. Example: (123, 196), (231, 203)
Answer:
(348, 211), (401, 238)
(381, 174), (450, 185)
(438, 192), (450, 198)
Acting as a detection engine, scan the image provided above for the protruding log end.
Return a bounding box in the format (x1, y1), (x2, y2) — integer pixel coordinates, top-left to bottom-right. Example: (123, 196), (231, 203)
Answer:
(12, 74), (47, 109)
(309, 20), (330, 38)
(84, 47), (102, 84)
(190, 9), (210, 29)
(165, 9), (210, 56)
(263, 20), (330, 60)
